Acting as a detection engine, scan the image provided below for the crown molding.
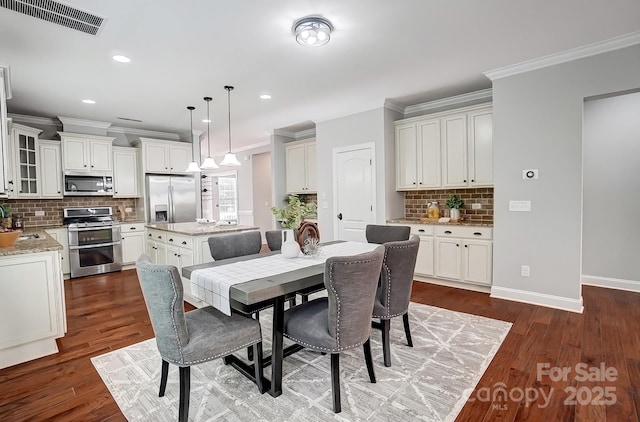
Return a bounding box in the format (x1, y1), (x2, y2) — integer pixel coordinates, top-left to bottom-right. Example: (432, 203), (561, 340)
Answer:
(484, 31), (640, 81)
(295, 128), (316, 140)
(58, 116), (112, 129)
(8, 113), (60, 127)
(273, 128), (295, 138)
(384, 100), (405, 114)
(228, 140), (271, 154)
(404, 89), (493, 115)
(108, 126), (181, 140)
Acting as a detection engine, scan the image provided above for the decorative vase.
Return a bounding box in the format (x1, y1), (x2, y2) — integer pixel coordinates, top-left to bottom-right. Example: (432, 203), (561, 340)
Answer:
(450, 208), (460, 222)
(281, 229), (301, 258)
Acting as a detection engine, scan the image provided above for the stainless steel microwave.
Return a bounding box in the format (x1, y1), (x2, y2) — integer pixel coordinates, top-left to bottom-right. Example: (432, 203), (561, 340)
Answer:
(64, 174), (113, 196)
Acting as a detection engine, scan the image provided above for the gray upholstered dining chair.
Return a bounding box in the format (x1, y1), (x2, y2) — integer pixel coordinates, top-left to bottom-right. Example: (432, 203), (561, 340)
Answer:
(283, 247), (385, 413)
(365, 224), (410, 244)
(372, 236), (420, 367)
(208, 231), (262, 261)
(265, 230), (283, 251)
(135, 255), (265, 422)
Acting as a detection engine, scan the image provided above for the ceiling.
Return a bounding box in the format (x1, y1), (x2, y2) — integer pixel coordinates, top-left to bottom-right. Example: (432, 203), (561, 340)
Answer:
(1, 0), (639, 155)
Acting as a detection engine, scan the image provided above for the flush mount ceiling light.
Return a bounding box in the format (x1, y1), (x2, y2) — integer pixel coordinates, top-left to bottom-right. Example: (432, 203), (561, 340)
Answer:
(220, 85), (241, 166)
(260, 94), (271, 100)
(293, 16), (333, 47)
(184, 106), (202, 173)
(82, 99), (96, 104)
(112, 55), (130, 63)
(200, 96), (219, 170)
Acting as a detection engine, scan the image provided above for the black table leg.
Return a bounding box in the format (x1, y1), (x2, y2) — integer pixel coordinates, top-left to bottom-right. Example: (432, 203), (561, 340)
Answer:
(270, 295), (285, 397)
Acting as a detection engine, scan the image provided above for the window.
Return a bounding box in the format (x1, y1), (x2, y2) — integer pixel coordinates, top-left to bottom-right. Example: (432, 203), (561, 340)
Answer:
(201, 170), (238, 222)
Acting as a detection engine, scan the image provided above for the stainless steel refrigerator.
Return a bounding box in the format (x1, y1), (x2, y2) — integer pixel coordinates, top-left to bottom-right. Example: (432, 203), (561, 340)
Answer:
(146, 174), (197, 223)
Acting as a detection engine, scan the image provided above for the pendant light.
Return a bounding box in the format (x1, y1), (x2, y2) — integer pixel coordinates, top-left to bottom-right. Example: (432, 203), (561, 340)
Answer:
(184, 106), (202, 172)
(220, 85), (241, 166)
(200, 96), (218, 170)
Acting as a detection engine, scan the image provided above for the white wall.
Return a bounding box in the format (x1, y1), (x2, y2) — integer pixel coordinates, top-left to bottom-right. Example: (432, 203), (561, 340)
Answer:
(582, 91), (640, 287)
(491, 44), (640, 312)
(316, 108), (386, 240)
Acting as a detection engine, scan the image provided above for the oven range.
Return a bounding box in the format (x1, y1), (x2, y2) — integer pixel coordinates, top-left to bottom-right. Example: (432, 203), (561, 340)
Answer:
(64, 207), (122, 278)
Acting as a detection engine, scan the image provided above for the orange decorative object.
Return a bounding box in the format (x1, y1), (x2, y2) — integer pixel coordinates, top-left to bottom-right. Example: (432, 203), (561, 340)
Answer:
(0, 230), (21, 247)
(297, 221), (320, 246)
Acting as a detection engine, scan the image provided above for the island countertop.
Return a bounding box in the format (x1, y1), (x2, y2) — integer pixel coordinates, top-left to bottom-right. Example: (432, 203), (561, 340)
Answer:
(0, 230), (63, 257)
(146, 222), (259, 236)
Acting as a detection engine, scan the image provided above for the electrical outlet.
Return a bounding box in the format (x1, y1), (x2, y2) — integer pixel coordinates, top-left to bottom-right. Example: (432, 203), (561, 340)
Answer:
(521, 265), (530, 277)
(471, 203), (482, 210)
(34, 210), (45, 217)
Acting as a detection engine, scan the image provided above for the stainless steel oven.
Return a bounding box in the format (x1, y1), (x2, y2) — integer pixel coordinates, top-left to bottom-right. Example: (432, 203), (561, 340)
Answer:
(65, 207), (122, 278)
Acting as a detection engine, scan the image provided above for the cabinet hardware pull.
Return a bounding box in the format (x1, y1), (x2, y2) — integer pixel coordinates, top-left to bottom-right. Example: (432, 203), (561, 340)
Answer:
(444, 230), (452, 234)
(169, 238), (173, 242)
(130, 227), (136, 230)
(148, 234), (152, 237)
(456, 244), (459, 247)
(157, 236), (162, 239)
(84, 164), (87, 167)
(418, 229), (425, 233)
(182, 241), (187, 245)
(412, 182), (416, 185)
(473, 232), (482, 236)
(177, 254), (180, 257)
(57, 191), (61, 194)
(471, 179), (475, 182)
(465, 245), (468, 247)
(463, 179), (466, 183)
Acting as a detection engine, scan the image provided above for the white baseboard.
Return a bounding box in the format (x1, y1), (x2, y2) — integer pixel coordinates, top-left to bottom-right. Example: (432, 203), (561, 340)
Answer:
(582, 274), (640, 293)
(490, 286), (584, 313)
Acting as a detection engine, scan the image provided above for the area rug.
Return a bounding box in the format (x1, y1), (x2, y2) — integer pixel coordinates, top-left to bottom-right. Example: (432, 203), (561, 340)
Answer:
(91, 302), (511, 421)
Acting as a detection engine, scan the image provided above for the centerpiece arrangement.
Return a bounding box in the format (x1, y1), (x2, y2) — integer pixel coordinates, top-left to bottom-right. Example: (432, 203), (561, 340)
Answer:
(445, 194), (464, 222)
(271, 194), (317, 258)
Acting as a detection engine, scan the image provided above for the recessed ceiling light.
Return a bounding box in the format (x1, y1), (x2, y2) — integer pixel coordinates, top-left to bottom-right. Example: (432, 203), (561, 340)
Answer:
(202, 119), (211, 123)
(82, 99), (96, 104)
(260, 94), (272, 100)
(113, 55), (131, 63)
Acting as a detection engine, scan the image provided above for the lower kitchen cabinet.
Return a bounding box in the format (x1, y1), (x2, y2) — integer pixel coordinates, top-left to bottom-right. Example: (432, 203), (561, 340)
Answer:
(461, 239), (493, 286)
(121, 223), (145, 264)
(0, 251), (66, 369)
(44, 227), (70, 276)
(434, 237), (462, 280)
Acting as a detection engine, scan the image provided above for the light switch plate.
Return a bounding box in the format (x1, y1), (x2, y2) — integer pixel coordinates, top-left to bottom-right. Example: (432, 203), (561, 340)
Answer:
(509, 200), (531, 212)
(34, 210), (45, 216)
(471, 203), (482, 210)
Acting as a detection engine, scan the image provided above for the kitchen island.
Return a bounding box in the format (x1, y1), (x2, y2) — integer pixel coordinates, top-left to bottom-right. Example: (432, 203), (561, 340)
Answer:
(144, 222), (259, 307)
(0, 230), (66, 369)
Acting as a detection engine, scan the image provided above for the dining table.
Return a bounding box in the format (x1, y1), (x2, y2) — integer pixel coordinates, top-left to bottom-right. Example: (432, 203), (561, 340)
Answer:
(181, 240), (378, 398)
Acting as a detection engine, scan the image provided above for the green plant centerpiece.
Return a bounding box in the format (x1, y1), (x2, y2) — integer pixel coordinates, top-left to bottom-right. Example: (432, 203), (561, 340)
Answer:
(445, 194), (464, 222)
(271, 194), (317, 229)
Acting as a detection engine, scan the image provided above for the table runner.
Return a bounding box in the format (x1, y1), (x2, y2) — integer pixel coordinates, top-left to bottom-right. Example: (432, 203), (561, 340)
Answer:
(189, 241), (379, 315)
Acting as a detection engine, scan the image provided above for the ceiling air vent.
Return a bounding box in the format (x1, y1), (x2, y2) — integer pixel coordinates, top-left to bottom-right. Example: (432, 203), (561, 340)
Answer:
(0, 0), (107, 36)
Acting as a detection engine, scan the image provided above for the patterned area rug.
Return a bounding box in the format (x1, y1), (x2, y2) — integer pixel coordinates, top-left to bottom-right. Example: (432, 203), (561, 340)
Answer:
(91, 302), (511, 421)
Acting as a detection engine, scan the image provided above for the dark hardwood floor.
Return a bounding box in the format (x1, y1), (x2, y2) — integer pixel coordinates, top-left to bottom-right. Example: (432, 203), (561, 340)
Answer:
(0, 270), (638, 421)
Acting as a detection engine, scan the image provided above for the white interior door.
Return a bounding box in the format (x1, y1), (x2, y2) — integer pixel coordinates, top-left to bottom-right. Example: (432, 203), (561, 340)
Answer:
(333, 144), (375, 241)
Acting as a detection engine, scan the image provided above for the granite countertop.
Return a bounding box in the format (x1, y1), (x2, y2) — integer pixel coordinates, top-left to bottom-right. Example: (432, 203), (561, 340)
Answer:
(387, 218), (494, 227)
(146, 222), (259, 236)
(0, 230), (63, 257)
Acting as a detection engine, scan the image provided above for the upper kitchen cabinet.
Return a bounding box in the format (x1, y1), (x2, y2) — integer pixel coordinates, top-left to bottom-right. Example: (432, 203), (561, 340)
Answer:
(60, 132), (114, 174)
(38, 140), (63, 198)
(0, 66), (11, 198)
(113, 147), (139, 197)
(7, 123), (42, 198)
(395, 104), (493, 190)
(136, 137), (192, 174)
(285, 139), (316, 193)
(395, 119), (441, 189)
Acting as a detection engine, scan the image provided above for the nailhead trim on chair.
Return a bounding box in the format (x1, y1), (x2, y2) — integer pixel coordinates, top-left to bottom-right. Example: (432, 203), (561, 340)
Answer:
(139, 265), (261, 366)
(282, 332), (366, 353)
(372, 243), (415, 319)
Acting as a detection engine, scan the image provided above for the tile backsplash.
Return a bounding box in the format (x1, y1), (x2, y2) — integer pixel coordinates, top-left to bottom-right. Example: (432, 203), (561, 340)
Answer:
(404, 188), (493, 223)
(2, 197), (140, 228)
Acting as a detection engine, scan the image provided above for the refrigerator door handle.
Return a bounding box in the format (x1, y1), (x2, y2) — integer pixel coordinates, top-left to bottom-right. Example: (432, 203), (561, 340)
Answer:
(167, 185), (173, 223)
(170, 185), (176, 223)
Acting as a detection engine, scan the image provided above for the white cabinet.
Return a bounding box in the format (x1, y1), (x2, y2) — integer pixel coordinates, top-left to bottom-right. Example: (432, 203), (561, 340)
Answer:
(0, 251), (66, 369)
(137, 137), (192, 174)
(286, 139), (316, 193)
(7, 124), (42, 197)
(0, 66), (11, 198)
(396, 120), (441, 189)
(60, 132), (114, 174)
(39, 140), (63, 198)
(113, 147), (139, 198)
(434, 226), (492, 286)
(121, 223), (145, 264)
(44, 227), (70, 275)
(395, 105), (492, 190)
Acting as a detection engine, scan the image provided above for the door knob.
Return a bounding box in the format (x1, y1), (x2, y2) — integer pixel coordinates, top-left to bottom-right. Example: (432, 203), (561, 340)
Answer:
(337, 213), (342, 220)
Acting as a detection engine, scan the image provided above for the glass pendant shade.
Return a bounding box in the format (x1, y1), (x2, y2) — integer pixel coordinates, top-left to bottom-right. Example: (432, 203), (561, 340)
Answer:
(220, 152), (241, 166)
(201, 96), (218, 170)
(184, 105), (201, 172)
(221, 85), (240, 166)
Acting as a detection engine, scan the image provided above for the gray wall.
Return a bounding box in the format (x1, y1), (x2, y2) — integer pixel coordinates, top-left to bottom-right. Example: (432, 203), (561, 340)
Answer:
(384, 107), (405, 221)
(252, 152), (274, 239)
(491, 44), (640, 311)
(315, 108), (386, 240)
(582, 91), (640, 283)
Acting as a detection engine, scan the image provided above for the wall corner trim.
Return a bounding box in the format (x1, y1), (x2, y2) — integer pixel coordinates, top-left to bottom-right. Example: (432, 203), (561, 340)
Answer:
(490, 286), (584, 313)
(484, 31), (640, 81)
